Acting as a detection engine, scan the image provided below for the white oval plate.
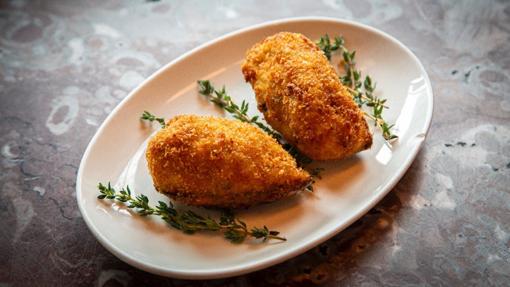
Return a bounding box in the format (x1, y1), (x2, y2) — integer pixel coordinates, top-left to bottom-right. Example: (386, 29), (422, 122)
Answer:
(77, 17), (433, 279)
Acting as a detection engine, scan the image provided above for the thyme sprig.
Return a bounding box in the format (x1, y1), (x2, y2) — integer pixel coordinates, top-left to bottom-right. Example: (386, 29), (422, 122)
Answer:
(197, 80), (281, 139)
(197, 80), (313, 167)
(141, 111), (166, 128)
(317, 34), (398, 142)
(316, 34), (345, 60)
(97, 182), (286, 243)
(304, 167), (324, 192)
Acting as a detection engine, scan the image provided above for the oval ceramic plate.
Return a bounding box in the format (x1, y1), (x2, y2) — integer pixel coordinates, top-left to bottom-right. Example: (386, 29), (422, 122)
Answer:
(77, 17), (433, 279)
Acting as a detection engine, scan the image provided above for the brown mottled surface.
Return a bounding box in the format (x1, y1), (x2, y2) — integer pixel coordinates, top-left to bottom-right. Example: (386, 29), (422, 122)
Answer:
(1, 0), (509, 286)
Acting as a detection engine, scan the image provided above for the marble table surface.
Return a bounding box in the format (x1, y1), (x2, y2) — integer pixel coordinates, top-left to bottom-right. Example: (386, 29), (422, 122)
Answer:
(1, 0), (509, 286)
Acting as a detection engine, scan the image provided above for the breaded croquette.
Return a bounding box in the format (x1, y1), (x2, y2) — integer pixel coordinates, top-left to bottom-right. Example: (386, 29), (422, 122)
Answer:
(146, 115), (310, 208)
(242, 32), (372, 161)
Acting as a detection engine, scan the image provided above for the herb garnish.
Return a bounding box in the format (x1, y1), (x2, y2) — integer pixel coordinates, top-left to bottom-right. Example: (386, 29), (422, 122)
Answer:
(304, 167), (324, 192)
(141, 110), (166, 128)
(316, 34), (345, 60)
(197, 80), (281, 139)
(97, 182), (286, 243)
(317, 34), (398, 142)
(197, 80), (313, 167)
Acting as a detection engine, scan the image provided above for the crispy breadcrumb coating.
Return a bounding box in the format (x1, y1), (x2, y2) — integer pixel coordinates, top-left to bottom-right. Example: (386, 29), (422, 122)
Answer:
(242, 32), (372, 160)
(146, 115), (310, 208)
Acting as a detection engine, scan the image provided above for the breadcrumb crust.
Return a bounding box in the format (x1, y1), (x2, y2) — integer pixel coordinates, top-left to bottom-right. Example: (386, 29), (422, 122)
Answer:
(146, 115), (310, 208)
(242, 32), (372, 160)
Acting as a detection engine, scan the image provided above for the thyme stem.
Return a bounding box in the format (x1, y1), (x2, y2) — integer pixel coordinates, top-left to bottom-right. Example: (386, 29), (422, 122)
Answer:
(197, 80), (313, 166)
(141, 111), (166, 128)
(317, 34), (398, 142)
(97, 182), (286, 244)
(197, 80), (281, 139)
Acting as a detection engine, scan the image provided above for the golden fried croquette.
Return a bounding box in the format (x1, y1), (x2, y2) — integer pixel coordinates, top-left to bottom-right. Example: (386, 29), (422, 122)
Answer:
(146, 115), (310, 208)
(242, 32), (372, 161)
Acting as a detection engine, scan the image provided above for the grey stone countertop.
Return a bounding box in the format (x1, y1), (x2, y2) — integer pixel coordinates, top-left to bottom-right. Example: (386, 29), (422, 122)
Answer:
(1, 0), (509, 286)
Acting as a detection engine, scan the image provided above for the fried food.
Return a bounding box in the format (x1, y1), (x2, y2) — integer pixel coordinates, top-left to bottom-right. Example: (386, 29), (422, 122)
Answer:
(242, 32), (372, 161)
(146, 115), (310, 208)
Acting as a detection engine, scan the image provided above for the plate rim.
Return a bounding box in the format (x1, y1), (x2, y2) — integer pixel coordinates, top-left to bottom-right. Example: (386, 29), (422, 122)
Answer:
(76, 16), (434, 279)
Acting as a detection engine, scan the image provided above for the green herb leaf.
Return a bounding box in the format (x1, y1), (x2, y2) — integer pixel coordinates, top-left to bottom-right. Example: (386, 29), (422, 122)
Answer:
(96, 182), (286, 244)
(224, 228), (246, 243)
(141, 110), (166, 128)
(317, 34), (398, 143)
(197, 80), (312, 167)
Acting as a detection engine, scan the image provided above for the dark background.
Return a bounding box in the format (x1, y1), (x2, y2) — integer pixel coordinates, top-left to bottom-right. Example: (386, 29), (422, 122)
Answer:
(1, 0), (509, 286)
